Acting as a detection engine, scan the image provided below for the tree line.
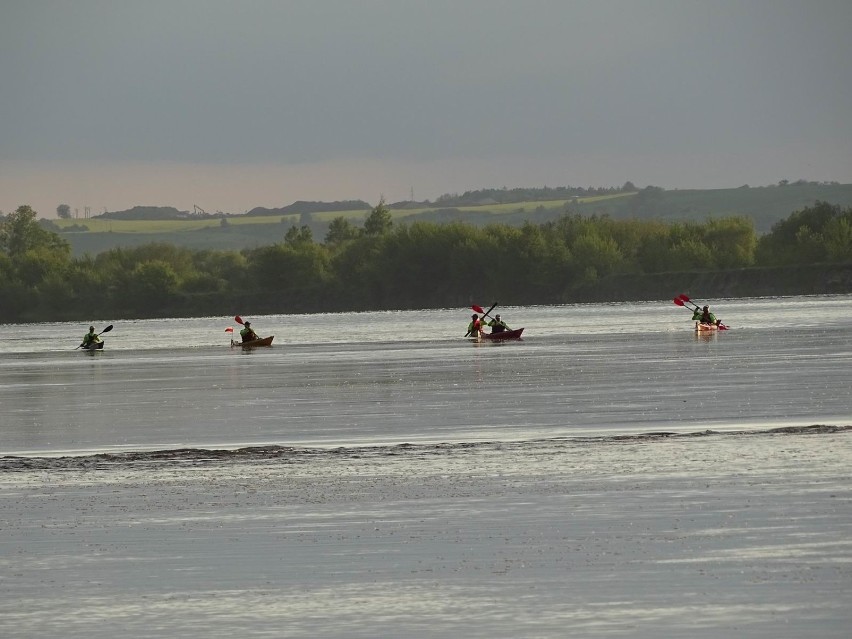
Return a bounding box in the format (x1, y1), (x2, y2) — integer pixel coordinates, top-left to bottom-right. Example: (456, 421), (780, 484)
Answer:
(1, 200), (850, 323)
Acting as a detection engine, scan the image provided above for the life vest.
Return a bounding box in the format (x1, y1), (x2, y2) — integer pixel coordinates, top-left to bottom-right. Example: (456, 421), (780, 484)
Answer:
(490, 320), (507, 333)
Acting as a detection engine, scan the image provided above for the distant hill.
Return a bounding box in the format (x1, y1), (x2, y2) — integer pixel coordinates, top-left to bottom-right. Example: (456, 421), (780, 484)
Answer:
(246, 200), (370, 217)
(579, 182), (852, 233)
(404, 182), (851, 233)
(56, 182), (852, 256)
(424, 184), (636, 207)
(96, 206), (191, 220)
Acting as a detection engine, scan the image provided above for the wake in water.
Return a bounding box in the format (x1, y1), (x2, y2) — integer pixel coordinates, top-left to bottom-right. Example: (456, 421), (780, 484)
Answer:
(3, 424), (848, 471)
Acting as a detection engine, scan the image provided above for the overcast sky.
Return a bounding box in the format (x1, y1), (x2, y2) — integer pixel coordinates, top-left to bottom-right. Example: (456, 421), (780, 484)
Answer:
(2, 0), (850, 217)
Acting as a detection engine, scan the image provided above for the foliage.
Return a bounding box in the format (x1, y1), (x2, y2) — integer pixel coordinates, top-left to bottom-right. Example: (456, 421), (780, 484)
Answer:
(325, 216), (361, 245)
(50, 183), (852, 257)
(364, 197), (393, 236)
(756, 201), (852, 265)
(2, 200), (851, 324)
(284, 225), (314, 246)
(0, 205), (71, 259)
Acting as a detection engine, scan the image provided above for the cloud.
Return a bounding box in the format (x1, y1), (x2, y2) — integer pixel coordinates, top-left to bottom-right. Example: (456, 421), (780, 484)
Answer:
(1, 0), (850, 215)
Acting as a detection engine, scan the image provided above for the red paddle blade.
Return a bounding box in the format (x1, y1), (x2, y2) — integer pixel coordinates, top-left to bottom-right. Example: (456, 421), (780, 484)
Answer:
(471, 305), (485, 314)
(673, 298), (685, 306)
(678, 294), (692, 302)
(234, 315), (244, 325)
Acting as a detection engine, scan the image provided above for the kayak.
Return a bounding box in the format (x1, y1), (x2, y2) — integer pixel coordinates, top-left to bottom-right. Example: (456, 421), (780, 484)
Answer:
(476, 327), (525, 341)
(82, 341), (104, 351)
(231, 336), (274, 348)
(694, 322), (728, 332)
(694, 322), (718, 333)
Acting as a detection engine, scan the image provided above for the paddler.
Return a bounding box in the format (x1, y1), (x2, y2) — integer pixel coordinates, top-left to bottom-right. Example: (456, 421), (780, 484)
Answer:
(487, 313), (509, 334)
(81, 326), (101, 349)
(466, 313), (484, 338)
(699, 305), (718, 325)
(240, 321), (260, 342)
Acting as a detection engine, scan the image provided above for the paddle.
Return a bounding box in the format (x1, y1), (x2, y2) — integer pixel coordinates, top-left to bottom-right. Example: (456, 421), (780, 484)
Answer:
(674, 294), (700, 310)
(673, 297), (700, 317)
(466, 302), (498, 337)
(76, 324), (113, 349)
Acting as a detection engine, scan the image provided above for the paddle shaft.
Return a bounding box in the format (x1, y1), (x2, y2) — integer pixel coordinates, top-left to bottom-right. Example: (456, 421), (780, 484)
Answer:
(472, 302), (511, 331)
(466, 302), (498, 336)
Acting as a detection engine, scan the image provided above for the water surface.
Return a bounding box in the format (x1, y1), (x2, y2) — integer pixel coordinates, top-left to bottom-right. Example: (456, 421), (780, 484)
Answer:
(2, 295), (850, 456)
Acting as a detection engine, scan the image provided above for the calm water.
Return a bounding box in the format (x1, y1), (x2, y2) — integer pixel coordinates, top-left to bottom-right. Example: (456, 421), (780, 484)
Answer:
(2, 295), (850, 457)
(2, 295), (851, 639)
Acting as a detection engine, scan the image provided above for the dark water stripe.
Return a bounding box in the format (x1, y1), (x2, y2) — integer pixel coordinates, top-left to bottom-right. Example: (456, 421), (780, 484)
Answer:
(1, 424), (849, 472)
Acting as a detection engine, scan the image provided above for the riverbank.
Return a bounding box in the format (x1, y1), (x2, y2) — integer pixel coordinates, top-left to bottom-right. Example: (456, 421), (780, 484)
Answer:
(573, 262), (852, 303)
(4, 262), (852, 324)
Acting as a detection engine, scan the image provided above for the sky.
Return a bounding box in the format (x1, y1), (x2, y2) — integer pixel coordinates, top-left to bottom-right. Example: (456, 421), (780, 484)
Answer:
(1, 0), (850, 218)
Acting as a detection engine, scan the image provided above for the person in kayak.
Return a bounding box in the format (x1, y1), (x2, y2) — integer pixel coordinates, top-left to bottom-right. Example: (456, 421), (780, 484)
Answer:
(700, 305), (718, 325)
(467, 314), (484, 337)
(488, 313), (509, 334)
(81, 326), (101, 349)
(240, 321), (260, 342)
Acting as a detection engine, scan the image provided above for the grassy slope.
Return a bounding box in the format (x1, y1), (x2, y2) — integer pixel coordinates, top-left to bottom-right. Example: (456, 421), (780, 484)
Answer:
(55, 185), (852, 256)
(601, 184), (852, 231)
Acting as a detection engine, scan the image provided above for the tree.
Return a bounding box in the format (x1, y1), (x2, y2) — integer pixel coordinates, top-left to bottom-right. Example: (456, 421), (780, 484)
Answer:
(570, 231), (623, 282)
(0, 205), (71, 259)
(245, 243), (331, 306)
(824, 215), (852, 262)
(364, 197), (393, 236)
(703, 216), (756, 268)
(124, 261), (179, 314)
(284, 225), (313, 246)
(756, 202), (845, 266)
(325, 216), (360, 245)
(57, 204), (72, 219)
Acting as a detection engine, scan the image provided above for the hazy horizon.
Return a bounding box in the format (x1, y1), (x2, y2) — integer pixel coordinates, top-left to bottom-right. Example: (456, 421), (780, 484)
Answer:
(2, 1), (850, 218)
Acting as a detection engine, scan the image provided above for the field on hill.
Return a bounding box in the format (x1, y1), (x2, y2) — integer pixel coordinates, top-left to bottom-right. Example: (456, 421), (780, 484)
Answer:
(50, 184), (852, 257)
(54, 193), (632, 233)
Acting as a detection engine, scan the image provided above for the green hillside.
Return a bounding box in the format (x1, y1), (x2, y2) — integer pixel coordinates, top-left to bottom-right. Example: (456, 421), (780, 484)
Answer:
(581, 183), (852, 232)
(50, 182), (852, 256)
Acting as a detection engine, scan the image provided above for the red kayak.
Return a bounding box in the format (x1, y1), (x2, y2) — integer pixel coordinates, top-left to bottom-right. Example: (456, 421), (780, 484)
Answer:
(477, 327), (524, 341)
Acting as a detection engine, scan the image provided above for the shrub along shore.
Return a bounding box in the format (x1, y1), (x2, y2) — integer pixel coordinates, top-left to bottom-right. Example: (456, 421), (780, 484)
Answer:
(2, 201), (850, 323)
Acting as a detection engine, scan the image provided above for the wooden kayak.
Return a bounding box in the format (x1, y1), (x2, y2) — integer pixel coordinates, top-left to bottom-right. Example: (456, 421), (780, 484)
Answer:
(231, 336), (274, 348)
(477, 327), (524, 341)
